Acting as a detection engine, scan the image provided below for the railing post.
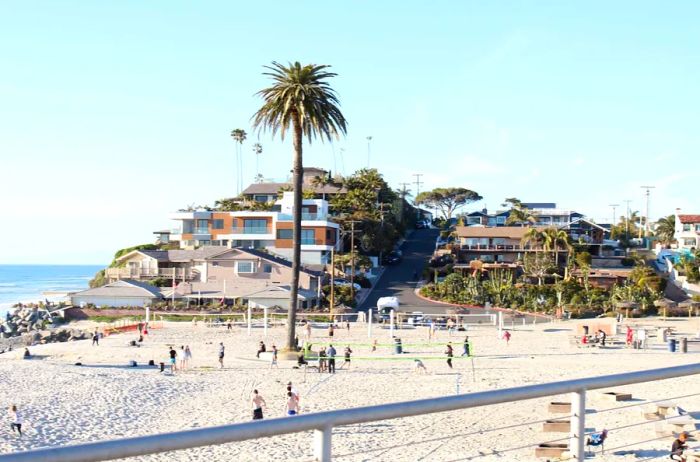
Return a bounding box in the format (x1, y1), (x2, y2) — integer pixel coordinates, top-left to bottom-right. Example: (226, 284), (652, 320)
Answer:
(313, 425), (332, 462)
(570, 388), (586, 461)
(368, 308), (373, 338)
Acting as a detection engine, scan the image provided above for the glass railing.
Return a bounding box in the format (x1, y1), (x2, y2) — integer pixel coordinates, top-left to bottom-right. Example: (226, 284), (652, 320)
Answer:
(278, 213), (328, 221)
(194, 227), (210, 234)
(231, 227), (272, 234)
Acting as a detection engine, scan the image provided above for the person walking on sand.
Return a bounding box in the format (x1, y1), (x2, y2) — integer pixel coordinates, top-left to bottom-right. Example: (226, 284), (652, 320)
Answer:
(306, 321), (312, 339)
(503, 330), (511, 345)
(9, 405), (22, 437)
(179, 346), (187, 371)
(346, 320), (350, 331)
(256, 341), (266, 358)
(226, 321), (232, 331)
(285, 391), (300, 416)
(414, 358), (427, 374)
(92, 330), (99, 346)
(326, 344), (337, 373)
(168, 346), (177, 374)
(270, 344), (278, 369)
(183, 345), (192, 369)
(252, 389), (267, 420)
(461, 336), (471, 357)
(445, 342), (453, 369)
(328, 323), (334, 338)
(218, 342), (225, 369)
(372, 339), (378, 352)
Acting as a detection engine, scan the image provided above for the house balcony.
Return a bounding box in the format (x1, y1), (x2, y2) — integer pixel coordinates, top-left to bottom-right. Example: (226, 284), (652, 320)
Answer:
(231, 227), (273, 235)
(459, 244), (536, 251)
(105, 267), (196, 280)
(278, 213), (329, 221)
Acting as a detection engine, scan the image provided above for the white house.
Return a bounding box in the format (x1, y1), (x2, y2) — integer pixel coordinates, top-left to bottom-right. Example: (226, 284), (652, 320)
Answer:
(71, 280), (163, 307)
(675, 214), (700, 250)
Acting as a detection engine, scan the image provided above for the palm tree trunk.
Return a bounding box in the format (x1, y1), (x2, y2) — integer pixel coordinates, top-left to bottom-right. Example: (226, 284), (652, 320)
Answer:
(287, 117), (303, 350)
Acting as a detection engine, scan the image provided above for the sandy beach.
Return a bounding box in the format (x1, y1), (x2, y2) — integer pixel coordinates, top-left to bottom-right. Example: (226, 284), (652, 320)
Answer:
(1, 316), (700, 461)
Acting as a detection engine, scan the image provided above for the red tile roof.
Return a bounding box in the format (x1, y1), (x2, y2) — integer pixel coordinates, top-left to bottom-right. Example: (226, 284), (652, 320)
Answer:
(678, 215), (700, 224)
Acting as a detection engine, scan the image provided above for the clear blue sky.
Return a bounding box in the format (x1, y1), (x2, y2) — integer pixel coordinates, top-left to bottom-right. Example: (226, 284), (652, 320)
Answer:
(2, 1), (699, 264)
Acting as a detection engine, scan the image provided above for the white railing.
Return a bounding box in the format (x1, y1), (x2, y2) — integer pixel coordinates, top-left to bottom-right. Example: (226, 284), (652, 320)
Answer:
(2, 363), (700, 462)
(105, 267), (194, 279)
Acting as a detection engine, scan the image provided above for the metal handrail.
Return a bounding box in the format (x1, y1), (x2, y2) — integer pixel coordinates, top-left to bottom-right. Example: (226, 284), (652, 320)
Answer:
(2, 363), (700, 462)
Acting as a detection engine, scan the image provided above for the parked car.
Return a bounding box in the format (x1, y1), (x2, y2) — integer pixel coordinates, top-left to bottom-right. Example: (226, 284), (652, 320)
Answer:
(333, 279), (362, 291)
(382, 251), (402, 265)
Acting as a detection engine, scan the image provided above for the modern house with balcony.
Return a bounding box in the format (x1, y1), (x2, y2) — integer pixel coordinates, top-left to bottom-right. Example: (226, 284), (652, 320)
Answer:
(158, 192), (340, 265)
(453, 226), (539, 265)
(241, 167), (346, 203)
(464, 203), (584, 227)
(675, 214), (700, 250)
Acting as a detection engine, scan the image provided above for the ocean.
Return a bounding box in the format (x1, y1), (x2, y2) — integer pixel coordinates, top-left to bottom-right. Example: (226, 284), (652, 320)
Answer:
(0, 264), (104, 316)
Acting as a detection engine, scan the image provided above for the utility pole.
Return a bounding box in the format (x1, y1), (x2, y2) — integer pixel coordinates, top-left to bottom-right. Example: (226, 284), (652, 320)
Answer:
(608, 204), (619, 225)
(329, 247), (335, 315)
(345, 220), (362, 302)
(623, 199), (632, 241)
(640, 185), (655, 237)
(413, 173), (424, 220)
(366, 136), (372, 168)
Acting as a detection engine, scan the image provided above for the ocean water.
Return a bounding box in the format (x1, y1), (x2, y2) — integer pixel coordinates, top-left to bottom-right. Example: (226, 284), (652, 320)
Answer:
(0, 265), (103, 316)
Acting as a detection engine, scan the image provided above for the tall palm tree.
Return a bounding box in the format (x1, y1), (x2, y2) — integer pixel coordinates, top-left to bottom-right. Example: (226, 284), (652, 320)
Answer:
(230, 129), (247, 194)
(252, 142), (263, 179)
(252, 61), (347, 351)
(541, 227), (571, 268)
(654, 215), (675, 245)
(521, 227), (544, 251)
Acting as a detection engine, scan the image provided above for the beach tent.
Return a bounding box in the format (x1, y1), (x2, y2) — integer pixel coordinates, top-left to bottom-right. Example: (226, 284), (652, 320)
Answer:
(70, 279), (163, 308)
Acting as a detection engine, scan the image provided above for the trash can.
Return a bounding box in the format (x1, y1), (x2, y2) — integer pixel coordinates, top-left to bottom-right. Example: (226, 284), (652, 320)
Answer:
(583, 325), (589, 336)
(668, 339), (677, 353)
(681, 337), (688, 353)
(393, 337), (403, 354)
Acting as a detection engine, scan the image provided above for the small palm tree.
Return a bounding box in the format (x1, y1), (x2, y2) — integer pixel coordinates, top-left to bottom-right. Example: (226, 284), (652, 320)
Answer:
(252, 61), (347, 351)
(230, 129), (247, 194)
(654, 215), (675, 245)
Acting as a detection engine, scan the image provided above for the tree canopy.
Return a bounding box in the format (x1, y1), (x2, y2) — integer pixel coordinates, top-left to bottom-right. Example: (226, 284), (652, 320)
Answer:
(414, 187), (482, 220)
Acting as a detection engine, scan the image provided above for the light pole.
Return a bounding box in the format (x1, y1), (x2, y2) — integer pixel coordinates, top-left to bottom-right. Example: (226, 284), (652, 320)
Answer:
(640, 186), (656, 237)
(366, 136), (372, 168)
(608, 204), (619, 225)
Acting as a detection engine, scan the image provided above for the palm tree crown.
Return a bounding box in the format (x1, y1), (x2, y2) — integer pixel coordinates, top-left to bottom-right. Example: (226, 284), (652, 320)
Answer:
(252, 61), (347, 351)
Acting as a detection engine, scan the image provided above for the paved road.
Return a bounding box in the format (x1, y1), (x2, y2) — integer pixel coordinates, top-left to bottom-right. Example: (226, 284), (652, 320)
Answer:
(359, 228), (443, 312)
(359, 228), (550, 324)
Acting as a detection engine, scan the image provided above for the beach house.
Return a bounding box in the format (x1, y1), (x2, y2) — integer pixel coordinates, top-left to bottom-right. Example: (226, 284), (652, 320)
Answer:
(157, 192), (340, 265)
(240, 167), (346, 203)
(675, 214), (700, 250)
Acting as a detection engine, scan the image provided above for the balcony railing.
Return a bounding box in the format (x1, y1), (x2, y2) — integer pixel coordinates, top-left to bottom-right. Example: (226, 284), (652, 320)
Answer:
(278, 212), (328, 221)
(230, 227), (272, 235)
(105, 267), (194, 280)
(193, 227), (210, 234)
(301, 238), (331, 246)
(459, 244), (536, 251)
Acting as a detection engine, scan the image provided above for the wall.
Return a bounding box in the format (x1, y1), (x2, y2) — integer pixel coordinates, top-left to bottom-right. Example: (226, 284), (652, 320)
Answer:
(205, 254), (314, 290)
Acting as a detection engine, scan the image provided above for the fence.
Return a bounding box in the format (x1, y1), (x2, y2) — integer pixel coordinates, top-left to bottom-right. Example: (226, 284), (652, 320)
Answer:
(2, 363), (700, 462)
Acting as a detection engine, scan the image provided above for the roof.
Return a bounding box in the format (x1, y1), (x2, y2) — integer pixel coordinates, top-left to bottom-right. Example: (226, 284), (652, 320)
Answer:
(72, 279), (163, 299)
(224, 248), (323, 277)
(135, 247), (232, 263)
(241, 182), (346, 196)
(454, 226), (536, 239)
(523, 202), (556, 209)
(679, 215), (700, 224)
(559, 217), (609, 233)
(245, 285), (315, 300)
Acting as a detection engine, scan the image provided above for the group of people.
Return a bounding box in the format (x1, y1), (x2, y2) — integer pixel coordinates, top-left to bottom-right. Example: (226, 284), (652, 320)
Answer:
(250, 381), (301, 420)
(166, 345), (193, 373)
(581, 329), (607, 346)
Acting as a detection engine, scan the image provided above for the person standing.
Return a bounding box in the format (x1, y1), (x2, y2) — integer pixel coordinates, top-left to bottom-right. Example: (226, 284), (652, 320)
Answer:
(218, 342), (225, 369)
(461, 336), (471, 357)
(445, 342), (453, 369)
(251, 390), (267, 420)
(168, 346), (177, 374)
(270, 344), (278, 369)
(306, 321), (312, 339)
(341, 346), (352, 369)
(179, 346), (187, 371)
(92, 330), (99, 346)
(503, 330), (512, 345)
(285, 392), (300, 416)
(183, 345), (192, 369)
(226, 321), (232, 331)
(8, 405), (22, 437)
(346, 320), (350, 331)
(256, 341), (266, 358)
(327, 344), (337, 373)
(328, 323), (334, 338)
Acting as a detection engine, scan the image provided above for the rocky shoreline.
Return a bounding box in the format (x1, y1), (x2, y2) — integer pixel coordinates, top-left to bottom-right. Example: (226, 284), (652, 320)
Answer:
(0, 306), (91, 351)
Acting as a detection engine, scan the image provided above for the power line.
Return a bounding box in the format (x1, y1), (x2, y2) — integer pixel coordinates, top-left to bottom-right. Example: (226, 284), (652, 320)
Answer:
(413, 173), (423, 197)
(608, 204), (619, 224)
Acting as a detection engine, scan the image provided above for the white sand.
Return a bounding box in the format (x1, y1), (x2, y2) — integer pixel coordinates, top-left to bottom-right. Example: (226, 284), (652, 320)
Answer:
(1, 317), (700, 461)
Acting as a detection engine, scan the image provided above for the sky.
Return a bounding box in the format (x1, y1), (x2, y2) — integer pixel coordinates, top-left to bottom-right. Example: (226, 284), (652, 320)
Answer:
(1, 1), (699, 264)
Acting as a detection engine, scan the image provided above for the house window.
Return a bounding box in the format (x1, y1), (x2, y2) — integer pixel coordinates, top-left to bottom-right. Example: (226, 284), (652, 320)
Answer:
(263, 264), (273, 273)
(198, 240), (211, 246)
(684, 238), (697, 247)
(487, 217), (497, 225)
(695, 224), (700, 232)
(237, 261), (255, 273)
(212, 219), (224, 230)
(467, 217), (481, 225)
(496, 216), (506, 224)
(301, 229), (315, 245)
(277, 229), (293, 239)
(683, 224), (691, 232)
(182, 220), (194, 234)
(212, 262), (219, 267)
(254, 195), (271, 202)
(244, 219), (268, 234)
